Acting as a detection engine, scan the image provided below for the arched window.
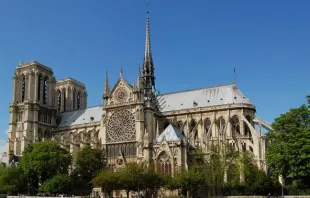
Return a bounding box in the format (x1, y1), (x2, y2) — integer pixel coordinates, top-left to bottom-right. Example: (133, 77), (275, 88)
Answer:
(73, 89), (76, 110)
(43, 76), (48, 104)
(157, 152), (172, 175)
(77, 91), (80, 109)
(21, 75), (26, 102)
(37, 74), (42, 101)
(217, 117), (226, 136)
(204, 118), (212, 137)
(231, 116), (240, 136)
(57, 90), (61, 112)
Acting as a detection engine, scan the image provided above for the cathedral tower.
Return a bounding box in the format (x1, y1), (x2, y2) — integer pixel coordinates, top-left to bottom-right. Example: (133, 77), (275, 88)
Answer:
(55, 78), (87, 113)
(7, 61), (57, 155)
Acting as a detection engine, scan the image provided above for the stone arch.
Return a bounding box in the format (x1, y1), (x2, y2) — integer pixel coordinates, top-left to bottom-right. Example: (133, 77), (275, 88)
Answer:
(72, 88), (76, 110)
(62, 87), (67, 111)
(37, 74), (42, 102)
(156, 151), (172, 175)
(177, 120), (184, 135)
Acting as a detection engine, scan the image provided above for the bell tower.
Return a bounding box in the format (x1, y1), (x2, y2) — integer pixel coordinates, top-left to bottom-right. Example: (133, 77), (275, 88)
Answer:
(7, 61), (57, 155)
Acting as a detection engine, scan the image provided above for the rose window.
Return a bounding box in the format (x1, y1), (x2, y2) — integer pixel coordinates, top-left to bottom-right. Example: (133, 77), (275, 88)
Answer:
(107, 110), (136, 142)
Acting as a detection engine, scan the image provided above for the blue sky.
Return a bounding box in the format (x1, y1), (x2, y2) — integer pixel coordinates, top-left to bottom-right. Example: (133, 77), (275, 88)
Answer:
(0, 0), (309, 152)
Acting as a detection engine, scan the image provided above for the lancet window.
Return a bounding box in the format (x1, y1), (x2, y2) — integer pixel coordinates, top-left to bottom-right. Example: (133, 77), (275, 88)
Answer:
(157, 152), (172, 175)
(43, 76), (48, 104)
(21, 75), (26, 102)
(217, 117), (226, 136)
(57, 90), (61, 112)
(77, 91), (80, 109)
(73, 89), (76, 110)
(231, 116), (240, 136)
(106, 143), (136, 158)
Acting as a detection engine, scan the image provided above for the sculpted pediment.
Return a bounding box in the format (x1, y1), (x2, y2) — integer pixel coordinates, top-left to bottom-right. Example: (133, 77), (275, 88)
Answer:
(110, 77), (133, 104)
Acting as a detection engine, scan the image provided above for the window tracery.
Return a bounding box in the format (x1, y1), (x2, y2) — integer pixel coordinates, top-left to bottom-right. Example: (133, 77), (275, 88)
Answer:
(231, 116), (240, 136)
(157, 152), (172, 175)
(43, 76), (48, 104)
(107, 110), (136, 142)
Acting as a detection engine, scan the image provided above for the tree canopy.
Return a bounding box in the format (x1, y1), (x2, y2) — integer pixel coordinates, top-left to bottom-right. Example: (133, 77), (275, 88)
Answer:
(19, 141), (72, 192)
(266, 96), (310, 191)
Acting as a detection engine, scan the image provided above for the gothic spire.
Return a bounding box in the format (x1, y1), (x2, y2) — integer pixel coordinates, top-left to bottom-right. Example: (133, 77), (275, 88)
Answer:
(142, 1), (156, 100)
(103, 71), (110, 99)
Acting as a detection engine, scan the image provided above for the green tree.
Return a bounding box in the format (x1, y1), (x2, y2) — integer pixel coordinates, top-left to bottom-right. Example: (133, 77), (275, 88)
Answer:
(266, 97), (310, 190)
(73, 146), (105, 189)
(19, 141), (72, 194)
(0, 166), (27, 194)
(40, 174), (72, 194)
(91, 168), (120, 196)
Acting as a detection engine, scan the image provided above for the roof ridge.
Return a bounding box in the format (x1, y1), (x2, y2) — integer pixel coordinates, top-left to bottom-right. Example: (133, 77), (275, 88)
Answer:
(158, 83), (235, 96)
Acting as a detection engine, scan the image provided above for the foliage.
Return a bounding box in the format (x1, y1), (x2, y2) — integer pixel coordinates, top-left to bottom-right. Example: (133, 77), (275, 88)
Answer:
(73, 146), (105, 189)
(40, 174), (72, 194)
(0, 166), (27, 194)
(74, 146), (106, 181)
(266, 97), (310, 190)
(91, 168), (120, 195)
(19, 141), (72, 191)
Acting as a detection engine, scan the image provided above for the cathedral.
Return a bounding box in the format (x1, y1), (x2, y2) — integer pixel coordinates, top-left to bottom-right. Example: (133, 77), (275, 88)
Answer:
(5, 8), (272, 174)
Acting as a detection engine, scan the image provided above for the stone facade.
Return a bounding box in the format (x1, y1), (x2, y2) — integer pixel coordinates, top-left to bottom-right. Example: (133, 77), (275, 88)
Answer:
(5, 9), (272, 175)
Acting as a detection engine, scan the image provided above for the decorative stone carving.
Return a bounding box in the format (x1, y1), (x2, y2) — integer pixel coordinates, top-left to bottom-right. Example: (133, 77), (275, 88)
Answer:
(114, 87), (128, 103)
(107, 110), (136, 142)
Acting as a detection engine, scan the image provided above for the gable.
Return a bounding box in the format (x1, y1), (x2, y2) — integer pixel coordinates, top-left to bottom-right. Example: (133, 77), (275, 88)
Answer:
(109, 77), (134, 105)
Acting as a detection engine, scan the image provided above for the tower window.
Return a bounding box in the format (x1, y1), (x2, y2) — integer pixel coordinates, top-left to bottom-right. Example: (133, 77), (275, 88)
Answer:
(77, 92), (80, 109)
(43, 77), (48, 104)
(57, 90), (61, 112)
(21, 75), (26, 102)
(37, 75), (41, 101)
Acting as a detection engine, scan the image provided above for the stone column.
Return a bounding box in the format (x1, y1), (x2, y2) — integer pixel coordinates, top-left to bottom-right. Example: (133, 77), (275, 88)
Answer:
(39, 74), (45, 104)
(34, 72), (38, 102)
(12, 76), (17, 102)
(48, 80), (53, 106)
(28, 72), (34, 101)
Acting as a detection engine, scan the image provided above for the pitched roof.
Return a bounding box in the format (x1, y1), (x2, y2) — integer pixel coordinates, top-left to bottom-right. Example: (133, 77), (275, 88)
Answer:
(157, 83), (252, 112)
(57, 106), (102, 128)
(56, 84), (252, 128)
(156, 124), (184, 143)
